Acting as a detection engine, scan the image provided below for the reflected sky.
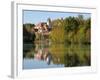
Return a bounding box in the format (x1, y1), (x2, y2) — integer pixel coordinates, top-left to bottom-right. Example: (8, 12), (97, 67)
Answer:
(23, 58), (64, 69)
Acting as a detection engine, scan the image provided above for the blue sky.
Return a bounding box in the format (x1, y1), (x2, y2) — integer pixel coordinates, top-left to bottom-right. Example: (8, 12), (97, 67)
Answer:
(23, 10), (91, 24)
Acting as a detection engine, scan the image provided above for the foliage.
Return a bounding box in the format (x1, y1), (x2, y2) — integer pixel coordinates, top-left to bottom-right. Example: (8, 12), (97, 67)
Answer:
(50, 15), (91, 44)
(23, 23), (36, 43)
(50, 19), (65, 43)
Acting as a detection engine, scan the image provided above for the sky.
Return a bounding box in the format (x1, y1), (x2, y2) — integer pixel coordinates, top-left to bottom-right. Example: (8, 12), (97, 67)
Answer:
(23, 10), (91, 24)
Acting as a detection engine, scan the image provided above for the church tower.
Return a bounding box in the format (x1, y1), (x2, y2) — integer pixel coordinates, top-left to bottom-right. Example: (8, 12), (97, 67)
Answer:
(47, 18), (52, 30)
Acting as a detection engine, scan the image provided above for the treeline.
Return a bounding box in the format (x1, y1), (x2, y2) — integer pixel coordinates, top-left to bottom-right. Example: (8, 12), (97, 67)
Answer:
(50, 15), (91, 44)
(23, 23), (36, 43)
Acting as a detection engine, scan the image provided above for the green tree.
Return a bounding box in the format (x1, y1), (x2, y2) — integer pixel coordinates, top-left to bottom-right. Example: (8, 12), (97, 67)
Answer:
(50, 19), (65, 43)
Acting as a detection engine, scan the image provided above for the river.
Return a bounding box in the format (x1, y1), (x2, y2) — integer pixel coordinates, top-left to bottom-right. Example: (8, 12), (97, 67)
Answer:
(23, 41), (90, 69)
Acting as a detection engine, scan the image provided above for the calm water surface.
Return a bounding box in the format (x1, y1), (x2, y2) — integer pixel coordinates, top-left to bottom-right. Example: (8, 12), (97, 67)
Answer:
(23, 42), (90, 69)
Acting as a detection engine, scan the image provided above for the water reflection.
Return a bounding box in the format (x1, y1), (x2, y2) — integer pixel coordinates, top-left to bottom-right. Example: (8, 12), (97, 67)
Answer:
(34, 48), (52, 65)
(23, 41), (90, 69)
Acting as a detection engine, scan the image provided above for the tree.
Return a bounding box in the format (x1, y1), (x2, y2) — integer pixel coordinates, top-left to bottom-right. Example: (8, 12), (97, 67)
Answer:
(50, 19), (65, 43)
(49, 15), (91, 44)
